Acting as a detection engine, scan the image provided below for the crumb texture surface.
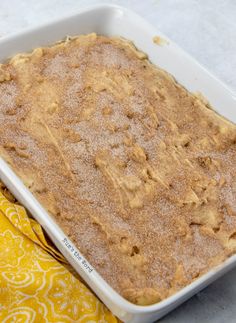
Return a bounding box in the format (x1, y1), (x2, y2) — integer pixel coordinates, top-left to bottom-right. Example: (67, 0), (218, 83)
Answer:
(0, 33), (236, 305)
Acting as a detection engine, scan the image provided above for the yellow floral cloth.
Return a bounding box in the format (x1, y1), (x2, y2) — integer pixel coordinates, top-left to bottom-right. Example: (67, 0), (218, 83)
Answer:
(0, 187), (117, 323)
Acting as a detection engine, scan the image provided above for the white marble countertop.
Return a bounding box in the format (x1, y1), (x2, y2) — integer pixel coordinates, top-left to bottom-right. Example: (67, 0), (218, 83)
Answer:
(0, 1), (235, 322)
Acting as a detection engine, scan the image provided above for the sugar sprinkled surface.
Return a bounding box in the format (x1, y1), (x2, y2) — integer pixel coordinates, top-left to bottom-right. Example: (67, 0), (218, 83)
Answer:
(0, 34), (236, 305)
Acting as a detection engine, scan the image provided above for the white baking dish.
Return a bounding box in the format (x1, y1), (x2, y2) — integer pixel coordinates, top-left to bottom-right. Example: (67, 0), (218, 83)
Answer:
(0, 4), (235, 323)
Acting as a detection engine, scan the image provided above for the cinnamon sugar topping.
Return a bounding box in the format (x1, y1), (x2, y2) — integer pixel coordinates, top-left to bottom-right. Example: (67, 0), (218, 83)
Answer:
(0, 34), (236, 305)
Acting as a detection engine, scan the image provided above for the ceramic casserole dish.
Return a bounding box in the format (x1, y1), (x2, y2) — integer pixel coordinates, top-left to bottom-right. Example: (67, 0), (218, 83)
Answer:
(0, 4), (235, 323)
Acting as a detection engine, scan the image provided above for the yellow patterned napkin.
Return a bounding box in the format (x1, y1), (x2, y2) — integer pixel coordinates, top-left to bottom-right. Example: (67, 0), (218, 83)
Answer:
(0, 187), (118, 322)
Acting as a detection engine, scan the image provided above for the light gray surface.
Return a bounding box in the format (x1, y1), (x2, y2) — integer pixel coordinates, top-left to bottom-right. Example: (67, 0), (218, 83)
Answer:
(0, 1), (235, 322)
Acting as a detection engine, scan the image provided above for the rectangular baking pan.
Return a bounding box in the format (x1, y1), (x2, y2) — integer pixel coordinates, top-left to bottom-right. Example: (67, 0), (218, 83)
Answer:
(0, 4), (235, 323)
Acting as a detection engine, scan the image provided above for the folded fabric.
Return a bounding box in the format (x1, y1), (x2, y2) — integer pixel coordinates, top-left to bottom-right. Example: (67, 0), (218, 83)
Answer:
(0, 186), (118, 322)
